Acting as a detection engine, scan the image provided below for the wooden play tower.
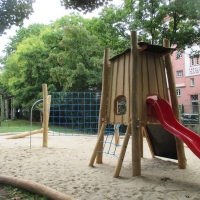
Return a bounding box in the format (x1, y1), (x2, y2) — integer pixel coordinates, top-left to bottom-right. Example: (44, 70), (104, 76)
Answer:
(89, 31), (186, 177)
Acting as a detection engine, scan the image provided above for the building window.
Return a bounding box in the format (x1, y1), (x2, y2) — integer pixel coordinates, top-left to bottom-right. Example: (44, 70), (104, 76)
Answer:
(191, 95), (198, 101)
(176, 70), (183, 77)
(191, 58), (194, 66)
(190, 57), (199, 66)
(176, 52), (182, 58)
(191, 95), (198, 113)
(190, 78), (194, 86)
(176, 89), (181, 96)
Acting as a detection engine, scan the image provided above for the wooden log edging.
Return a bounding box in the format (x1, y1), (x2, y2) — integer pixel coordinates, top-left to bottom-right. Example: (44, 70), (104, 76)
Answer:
(6, 128), (44, 139)
(0, 175), (77, 200)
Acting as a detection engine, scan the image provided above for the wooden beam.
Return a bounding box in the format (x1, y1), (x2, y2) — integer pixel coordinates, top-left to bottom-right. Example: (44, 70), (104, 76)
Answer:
(163, 39), (186, 169)
(142, 126), (154, 157)
(6, 128), (44, 139)
(131, 31), (141, 177)
(138, 45), (148, 52)
(114, 124), (120, 145)
(42, 84), (48, 147)
(161, 49), (173, 57)
(96, 48), (110, 163)
(113, 123), (131, 178)
(140, 126), (143, 158)
(89, 122), (107, 166)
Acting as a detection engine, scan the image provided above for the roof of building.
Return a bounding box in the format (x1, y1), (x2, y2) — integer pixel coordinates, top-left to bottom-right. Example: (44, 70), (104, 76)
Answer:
(109, 42), (176, 61)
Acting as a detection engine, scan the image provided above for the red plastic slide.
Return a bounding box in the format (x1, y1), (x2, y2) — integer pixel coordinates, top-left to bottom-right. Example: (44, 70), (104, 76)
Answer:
(146, 97), (200, 159)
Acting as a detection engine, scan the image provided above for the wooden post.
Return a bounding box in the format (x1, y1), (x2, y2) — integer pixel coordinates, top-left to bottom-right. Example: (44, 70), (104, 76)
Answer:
(96, 48), (110, 164)
(140, 126), (143, 158)
(142, 126), (154, 157)
(131, 31), (141, 176)
(114, 124), (120, 145)
(113, 123), (131, 177)
(42, 84), (48, 147)
(163, 39), (186, 169)
(1, 94), (4, 121)
(89, 122), (107, 166)
(114, 130), (120, 145)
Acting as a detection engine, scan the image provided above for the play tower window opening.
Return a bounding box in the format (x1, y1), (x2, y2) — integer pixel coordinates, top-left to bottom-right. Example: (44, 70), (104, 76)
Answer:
(114, 95), (127, 115)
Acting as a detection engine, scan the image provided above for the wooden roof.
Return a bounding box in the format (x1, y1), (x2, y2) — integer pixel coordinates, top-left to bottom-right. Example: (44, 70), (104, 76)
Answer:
(109, 42), (175, 61)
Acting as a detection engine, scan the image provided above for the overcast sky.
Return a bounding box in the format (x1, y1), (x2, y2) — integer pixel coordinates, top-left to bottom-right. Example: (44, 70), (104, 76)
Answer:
(0, 0), (103, 57)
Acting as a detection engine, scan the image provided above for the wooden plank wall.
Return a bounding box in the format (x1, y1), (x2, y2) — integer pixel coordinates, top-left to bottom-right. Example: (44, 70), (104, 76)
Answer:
(107, 50), (169, 125)
(139, 51), (169, 124)
(107, 51), (131, 124)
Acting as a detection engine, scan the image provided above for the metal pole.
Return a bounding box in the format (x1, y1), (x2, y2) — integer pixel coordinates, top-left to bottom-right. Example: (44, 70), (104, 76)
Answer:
(30, 99), (43, 149)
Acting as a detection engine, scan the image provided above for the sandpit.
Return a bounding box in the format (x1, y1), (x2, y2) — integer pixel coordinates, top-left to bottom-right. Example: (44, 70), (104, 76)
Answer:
(0, 133), (200, 200)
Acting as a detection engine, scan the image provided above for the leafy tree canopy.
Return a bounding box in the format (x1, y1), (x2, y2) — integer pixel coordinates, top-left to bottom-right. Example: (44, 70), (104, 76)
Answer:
(0, 32), (52, 107)
(4, 23), (46, 55)
(125, 0), (200, 51)
(60, 0), (112, 13)
(0, 0), (35, 35)
(1, 1), (200, 107)
(46, 23), (104, 92)
(162, 0), (200, 51)
(93, 4), (130, 52)
(0, 13), (112, 106)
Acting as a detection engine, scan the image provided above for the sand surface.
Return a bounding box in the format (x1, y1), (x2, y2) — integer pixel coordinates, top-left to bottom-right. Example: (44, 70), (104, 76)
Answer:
(0, 133), (200, 200)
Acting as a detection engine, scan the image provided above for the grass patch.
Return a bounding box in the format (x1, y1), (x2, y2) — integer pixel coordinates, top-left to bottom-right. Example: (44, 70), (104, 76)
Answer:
(0, 184), (48, 200)
(0, 120), (42, 133)
(0, 119), (80, 135)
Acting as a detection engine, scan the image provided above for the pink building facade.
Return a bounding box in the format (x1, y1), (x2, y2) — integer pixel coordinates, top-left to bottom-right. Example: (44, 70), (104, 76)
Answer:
(171, 45), (200, 114)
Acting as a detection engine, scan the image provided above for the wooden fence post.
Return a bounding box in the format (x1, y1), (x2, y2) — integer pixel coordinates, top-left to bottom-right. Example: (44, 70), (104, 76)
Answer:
(42, 84), (48, 147)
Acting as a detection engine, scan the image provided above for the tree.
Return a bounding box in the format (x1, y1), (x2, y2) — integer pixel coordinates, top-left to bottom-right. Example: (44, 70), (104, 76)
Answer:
(0, 0), (35, 35)
(60, 0), (112, 13)
(48, 24), (104, 92)
(43, 12), (130, 91)
(88, 5), (130, 53)
(0, 15), (106, 107)
(0, 24), (57, 108)
(161, 0), (200, 51)
(127, 0), (166, 44)
(125, 0), (200, 51)
(52, 10), (129, 54)
(0, 36), (48, 108)
(4, 23), (46, 55)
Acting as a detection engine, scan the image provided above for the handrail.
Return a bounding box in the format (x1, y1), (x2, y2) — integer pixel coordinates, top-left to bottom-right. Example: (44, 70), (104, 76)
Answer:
(30, 99), (43, 149)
